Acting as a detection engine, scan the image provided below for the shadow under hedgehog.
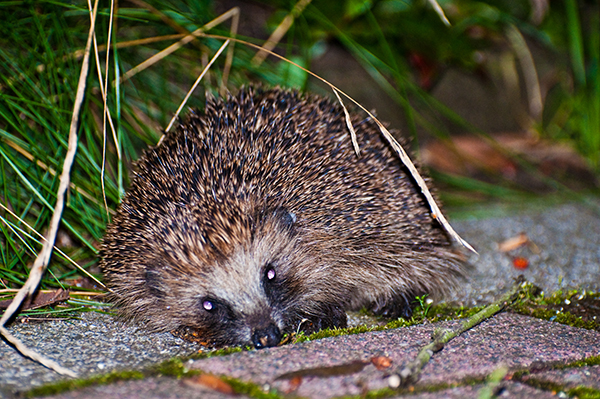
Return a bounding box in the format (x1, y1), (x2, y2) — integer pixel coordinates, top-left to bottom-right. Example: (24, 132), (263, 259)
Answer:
(100, 86), (464, 349)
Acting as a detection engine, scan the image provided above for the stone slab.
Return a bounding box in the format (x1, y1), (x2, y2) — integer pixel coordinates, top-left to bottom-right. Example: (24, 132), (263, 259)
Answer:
(0, 312), (199, 397)
(451, 201), (600, 305)
(38, 376), (251, 399)
(398, 381), (558, 399)
(189, 313), (600, 398)
(522, 364), (600, 390)
(2, 201), (600, 398)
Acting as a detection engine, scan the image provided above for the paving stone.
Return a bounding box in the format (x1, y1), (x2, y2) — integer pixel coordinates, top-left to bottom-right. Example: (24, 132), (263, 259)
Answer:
(395, 381), (559, 399)
(451, 201), (600, 306)
(189, 313), (600, 398)
(421, 312), (599, 385)
(522, 365), (600, 391)
(0, 312), (199, 396)
(38, 376), (251, 399)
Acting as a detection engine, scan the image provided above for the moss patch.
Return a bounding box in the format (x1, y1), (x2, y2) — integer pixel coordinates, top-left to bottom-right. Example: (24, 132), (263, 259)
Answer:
(24, 370), (146, 397)
(555, 354), (600, 369)
(292, 302), (486, 344)
(23, 357), (279, 399)
(220, 376), (284, 399)
(515, 372), (600, 399)
(511, 289), (600, 331)
(513, 356), (600, 399)
(189, 346), (244, 360)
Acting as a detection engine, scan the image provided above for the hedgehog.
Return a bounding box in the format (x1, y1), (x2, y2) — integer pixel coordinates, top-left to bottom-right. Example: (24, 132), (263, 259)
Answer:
(100, 86), (463, 349)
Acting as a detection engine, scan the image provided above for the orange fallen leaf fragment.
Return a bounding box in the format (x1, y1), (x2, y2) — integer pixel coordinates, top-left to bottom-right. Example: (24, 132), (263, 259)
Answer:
(371, 356), (393, 370)
(184, 374), (235, 394)
(498, 233), (529, 252)
(513, 257), (529, 270)
(282, 376), (303, 394)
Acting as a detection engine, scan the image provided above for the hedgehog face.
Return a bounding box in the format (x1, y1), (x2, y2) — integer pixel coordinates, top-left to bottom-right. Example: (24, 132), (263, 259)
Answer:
(179, 248), (295, 348)
(177, 255), (348, 348)
(147, 207), (347, 349)
(142, 207), (300, 348)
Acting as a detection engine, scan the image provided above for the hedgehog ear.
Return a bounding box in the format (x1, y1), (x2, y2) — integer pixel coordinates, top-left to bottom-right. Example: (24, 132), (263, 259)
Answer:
(272, 207), (296, 229)
(144, 269), (164, 299)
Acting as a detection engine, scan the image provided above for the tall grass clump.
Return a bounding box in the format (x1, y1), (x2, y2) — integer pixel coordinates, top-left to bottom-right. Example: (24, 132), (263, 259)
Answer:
(0, 2), (254, 292)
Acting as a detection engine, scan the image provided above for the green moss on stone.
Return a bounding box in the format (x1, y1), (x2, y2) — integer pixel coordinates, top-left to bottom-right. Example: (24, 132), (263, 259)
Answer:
(515, 373), (600, 399)
(25, 370), (146, 397)
(568, 386), (600, 399)
(189, 346), (244, 360)
(511, 289), (600, 331)
(291, 302), (488, 344)
(562, 355), (600, 369)
(220, 376), (284, 399)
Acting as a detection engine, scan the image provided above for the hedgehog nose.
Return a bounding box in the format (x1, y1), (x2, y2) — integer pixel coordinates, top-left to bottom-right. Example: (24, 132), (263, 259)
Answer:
(252, 323), (282, 349)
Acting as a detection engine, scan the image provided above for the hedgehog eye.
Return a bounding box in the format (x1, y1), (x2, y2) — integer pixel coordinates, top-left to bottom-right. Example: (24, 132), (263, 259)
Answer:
(202, 299), (214, 311)
(262, 263), (284, 304)
(265, 266), (276, 281)
(199, 297), (235, 321)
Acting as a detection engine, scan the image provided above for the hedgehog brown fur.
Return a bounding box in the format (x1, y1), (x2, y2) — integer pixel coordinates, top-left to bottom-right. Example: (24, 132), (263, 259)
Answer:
(100, 86), (463, 348)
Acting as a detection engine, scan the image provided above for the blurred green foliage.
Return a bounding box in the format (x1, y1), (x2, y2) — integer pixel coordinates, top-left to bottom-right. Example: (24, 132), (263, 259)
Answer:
(540, 0), (599, 169)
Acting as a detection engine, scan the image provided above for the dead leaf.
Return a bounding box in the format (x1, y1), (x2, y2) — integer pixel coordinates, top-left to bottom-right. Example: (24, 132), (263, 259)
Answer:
(282, 375), (303, 394)
(172, 326), (210, 346)
(498, 233), (530, 252)
(184, 374), (235, 395)
(371, 356), (393, 370)
(421, 133), (597, 191)
(0, 288), (70, 311)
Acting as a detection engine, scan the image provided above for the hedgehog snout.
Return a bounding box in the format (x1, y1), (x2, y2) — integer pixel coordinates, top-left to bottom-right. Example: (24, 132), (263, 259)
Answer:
(245, 309), (282, 348)
(251, 322), (282, 348)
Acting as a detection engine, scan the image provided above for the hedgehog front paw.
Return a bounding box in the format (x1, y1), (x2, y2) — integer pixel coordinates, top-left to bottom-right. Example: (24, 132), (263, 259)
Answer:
(297, 303), (348, 334)
(368, 293), (418, 319)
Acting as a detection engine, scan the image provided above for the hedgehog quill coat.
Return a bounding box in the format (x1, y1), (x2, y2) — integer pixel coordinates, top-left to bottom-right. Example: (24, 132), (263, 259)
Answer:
(101, 87), (463, 348)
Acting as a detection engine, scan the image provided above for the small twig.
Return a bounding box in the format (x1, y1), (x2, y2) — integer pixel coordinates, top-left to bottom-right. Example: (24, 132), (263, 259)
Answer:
(0, 289), (105, 296)
(505, 25), (543, 121)
(0, 0), (100, 378)
(477, 364), (509, 399)
(69, 34), (186, 60)
(388, 276), (526, 389)
(220, 8), (239, 94)
(0, 325), (75, 376)
(96, 0), (119, 219)
(165, 40), (230, 133)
